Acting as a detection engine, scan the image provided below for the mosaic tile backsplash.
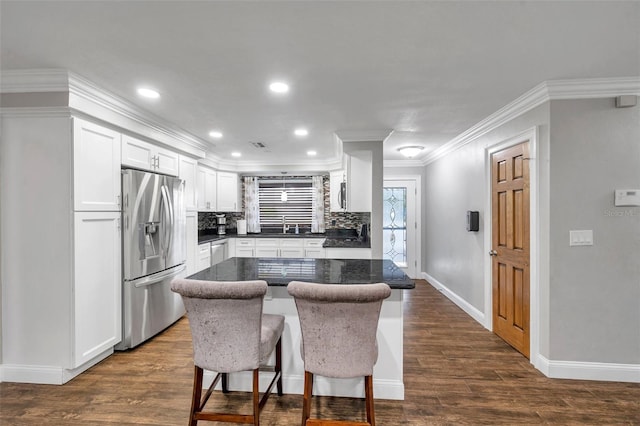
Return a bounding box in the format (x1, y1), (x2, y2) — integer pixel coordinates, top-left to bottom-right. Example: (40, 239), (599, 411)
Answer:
(198, 175), (370, 232)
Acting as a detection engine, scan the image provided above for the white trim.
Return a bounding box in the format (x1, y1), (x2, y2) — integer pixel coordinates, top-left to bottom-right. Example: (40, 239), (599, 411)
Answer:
(0, 68), (70, 93)
(537, 356), (640, 383)
(0, 348), (112, 385)
(422, 272), (486, 327)
(384, 159), (424, 168)
(335, 129), (393, 143)
(422, 76), (640, 165)
(202, 370), (405, 400)
(484, 127), (541, 369)
(0, 106), (71, 118)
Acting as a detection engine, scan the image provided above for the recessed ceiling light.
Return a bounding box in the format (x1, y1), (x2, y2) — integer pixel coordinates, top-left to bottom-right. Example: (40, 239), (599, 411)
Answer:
(397, 146), (424, 158)
(231, 151), (241, 158)
(209, 130), (223, 139)
(137, 87), (160, 99)
(307, 150), (317, 156)
(294, 128), (308, 137)
(269, 81), (289, 94)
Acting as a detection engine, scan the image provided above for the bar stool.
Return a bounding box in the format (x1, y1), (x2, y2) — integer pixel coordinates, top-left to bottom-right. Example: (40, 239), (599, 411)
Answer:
(287, 281), (391, 426)
(171, 279), (284, 426)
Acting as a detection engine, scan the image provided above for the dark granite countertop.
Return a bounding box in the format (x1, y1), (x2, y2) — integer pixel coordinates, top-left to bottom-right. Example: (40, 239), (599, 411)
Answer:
(187, 257), (414, 289)
(197, 231), (370, 249)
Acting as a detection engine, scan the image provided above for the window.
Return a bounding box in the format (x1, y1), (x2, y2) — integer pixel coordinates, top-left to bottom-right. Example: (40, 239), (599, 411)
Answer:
(258, 178), (313, 228)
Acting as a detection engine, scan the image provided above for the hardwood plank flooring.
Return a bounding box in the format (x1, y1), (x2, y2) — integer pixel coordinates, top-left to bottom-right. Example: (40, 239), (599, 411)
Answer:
(1, 280), (638, 425)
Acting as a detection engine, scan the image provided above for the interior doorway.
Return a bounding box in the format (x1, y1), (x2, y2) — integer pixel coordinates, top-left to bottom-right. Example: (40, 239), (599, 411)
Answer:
(490, 141), (531, 358)
(383, 177), (419, 278)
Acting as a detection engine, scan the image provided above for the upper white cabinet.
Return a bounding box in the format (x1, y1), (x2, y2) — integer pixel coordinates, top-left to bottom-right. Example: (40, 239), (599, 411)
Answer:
(121, 134), (179, 176)
(217, 171), (240, 212)
(73, 211), (121, 367)
(179, 155), (198, 212)
(346, 150), (372, 212)
(197, 165), (217, 211)
(73, 118), (121, 212)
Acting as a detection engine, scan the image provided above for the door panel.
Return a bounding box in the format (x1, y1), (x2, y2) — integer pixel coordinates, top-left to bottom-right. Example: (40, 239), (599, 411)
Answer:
(491, 141), (530, 358)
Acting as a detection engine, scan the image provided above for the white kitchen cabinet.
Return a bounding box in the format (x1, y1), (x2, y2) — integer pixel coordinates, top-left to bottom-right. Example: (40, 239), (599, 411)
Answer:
(73, 211), (121, 368)
(330, 170), (346, 212)
(185, 211), (197, 275)
(121, 134), (180, 176)
(180, 155), (198, 212)
(280, 238), (305, 258)
(217, 171), (240, 212)
(197, 165), (217, 211)
(256, 238), (279, 258)
(235, 238), (256, 257)
(197, 242), (212, 272)
(73, 118), (121, 212)
(325, 247), (372, 259)
(304, 238), (326, 258)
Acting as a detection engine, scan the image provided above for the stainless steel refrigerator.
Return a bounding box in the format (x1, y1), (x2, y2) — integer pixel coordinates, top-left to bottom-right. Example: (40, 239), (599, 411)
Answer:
(116, 168), (187, 350)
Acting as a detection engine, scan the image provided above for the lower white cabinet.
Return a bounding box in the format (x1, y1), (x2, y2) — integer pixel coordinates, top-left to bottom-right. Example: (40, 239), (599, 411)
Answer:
(233, 237), (325, 258)
(197, 242), (211, 272)
(324, 247), (372, 259)
(73, 211), (122, 368)
(304, 238), (326, 258)
(235, 238), (256, 257)
(186, 212), (197, 275)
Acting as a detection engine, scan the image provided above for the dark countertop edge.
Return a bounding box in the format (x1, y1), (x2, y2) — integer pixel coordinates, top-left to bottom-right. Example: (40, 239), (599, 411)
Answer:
(263, 280), (414, 289)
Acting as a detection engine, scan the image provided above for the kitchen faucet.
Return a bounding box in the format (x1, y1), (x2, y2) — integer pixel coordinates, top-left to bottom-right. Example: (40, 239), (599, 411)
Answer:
(282, 215), (289, 234)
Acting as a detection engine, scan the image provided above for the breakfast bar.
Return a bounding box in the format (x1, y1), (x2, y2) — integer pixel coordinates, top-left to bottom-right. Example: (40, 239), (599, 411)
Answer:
(187, 257), (414, 400)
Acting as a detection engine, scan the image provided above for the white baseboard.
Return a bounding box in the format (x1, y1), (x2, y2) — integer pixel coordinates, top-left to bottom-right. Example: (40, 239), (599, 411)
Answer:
(0, 348), (112, 385)
(537, 355), (640, 383)
(421, 272), (487, 328)
(203, 370), (405, 400)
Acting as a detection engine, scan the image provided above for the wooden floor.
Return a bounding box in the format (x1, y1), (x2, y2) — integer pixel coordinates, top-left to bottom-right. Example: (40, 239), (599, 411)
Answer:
(1, 280), (639, 425)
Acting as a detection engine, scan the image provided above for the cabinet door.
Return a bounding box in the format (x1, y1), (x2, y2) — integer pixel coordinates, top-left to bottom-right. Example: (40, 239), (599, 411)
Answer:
(180, 156), (198, 212)
(346, 151), (372, 212)
(73, 118), (121, 211)
(185, 212), (197, 275)
(155, 145), (180, 177)
(325, 248), (372, 259)
(304, 248), (326, 259)
(236, 247), (255, 258)
(121, 134), (153, 171)
(217, 171), (239, 212)
(73, 211), (121, 367)
(197, 243), (211, 272)
(281, 248), (304, 258)
(197, 166), (216, 211)
(256, 247), (279, 258)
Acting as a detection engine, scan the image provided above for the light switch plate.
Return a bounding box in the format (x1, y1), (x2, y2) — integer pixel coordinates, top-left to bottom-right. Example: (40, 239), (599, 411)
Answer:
(570, 230), (593, 246)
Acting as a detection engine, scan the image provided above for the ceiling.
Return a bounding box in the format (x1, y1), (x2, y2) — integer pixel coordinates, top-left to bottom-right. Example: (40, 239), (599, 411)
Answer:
(1, 1), (639, 167)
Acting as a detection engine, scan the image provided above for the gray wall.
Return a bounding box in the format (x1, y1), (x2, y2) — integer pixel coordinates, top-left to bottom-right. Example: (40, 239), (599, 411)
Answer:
(422, 97), (640, 365)
(549, 98), (640, 363)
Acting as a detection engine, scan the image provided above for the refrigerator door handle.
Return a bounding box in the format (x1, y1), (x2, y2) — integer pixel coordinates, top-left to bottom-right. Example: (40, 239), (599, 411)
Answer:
(160, 185), (173, 256)
(128, 264), (186, 288)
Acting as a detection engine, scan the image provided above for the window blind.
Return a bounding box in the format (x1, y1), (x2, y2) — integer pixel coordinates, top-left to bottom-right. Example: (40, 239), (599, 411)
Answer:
(258, 179), (313, 227)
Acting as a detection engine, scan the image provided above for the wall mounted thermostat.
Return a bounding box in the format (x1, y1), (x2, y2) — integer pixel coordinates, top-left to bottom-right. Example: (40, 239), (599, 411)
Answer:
(467, 211), (479, 232)
(614, 189), (640, 207)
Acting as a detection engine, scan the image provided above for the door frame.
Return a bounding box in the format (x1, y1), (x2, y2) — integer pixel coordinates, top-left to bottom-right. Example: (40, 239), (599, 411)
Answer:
(383, 175), (421, 278)
(484, 127), (541, 366)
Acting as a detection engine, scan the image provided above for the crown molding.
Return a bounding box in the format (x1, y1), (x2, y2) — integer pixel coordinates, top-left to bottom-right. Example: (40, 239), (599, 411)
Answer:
(384, 159), (425, 168)
(335, 129), (393, 143)
(422, 76), (640, 165)
(1, 69), (208, 157)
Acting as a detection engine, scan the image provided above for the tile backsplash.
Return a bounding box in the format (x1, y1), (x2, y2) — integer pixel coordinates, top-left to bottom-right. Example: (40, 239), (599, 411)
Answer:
(198, 175), (369, 232)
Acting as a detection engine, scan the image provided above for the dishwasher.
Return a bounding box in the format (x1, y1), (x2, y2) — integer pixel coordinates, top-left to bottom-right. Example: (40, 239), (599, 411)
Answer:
(210, 240), (228, 266)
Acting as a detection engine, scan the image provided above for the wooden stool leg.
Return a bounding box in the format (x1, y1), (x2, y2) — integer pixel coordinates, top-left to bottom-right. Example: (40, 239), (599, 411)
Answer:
(365, 375), (375, 426)
(301, 371), (313, 426)
(190, 366), (203, 426)
(222, 373), (229, 393)
(276, 338), (283, 396)
(253, 368), (260, 426)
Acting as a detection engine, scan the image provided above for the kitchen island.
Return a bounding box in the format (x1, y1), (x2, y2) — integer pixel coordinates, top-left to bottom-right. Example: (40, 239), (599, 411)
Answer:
(187, 258), (414, 400)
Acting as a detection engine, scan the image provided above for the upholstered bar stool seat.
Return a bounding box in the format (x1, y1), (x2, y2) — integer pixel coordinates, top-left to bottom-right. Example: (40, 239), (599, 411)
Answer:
(287, 281), (391, 426)
(171, 278), (284, 426)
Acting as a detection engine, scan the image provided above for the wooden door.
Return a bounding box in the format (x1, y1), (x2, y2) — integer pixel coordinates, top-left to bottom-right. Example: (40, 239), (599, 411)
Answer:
(491, 141), (530, 358)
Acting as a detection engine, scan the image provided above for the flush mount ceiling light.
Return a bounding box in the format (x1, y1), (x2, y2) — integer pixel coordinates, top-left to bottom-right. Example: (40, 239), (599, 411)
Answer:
(269, 81), (289, 94)
(294, 128), (308, 137)
(398, 146), (424, 158)
(209, 130), (223, 139)
(137, 87), (160, 99)
(307, 150), (317, 156)
(231, 151), (241, 158)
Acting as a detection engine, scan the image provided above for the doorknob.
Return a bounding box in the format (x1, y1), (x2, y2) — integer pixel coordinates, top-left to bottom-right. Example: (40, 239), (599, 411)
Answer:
(489, 250), (498, 256)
